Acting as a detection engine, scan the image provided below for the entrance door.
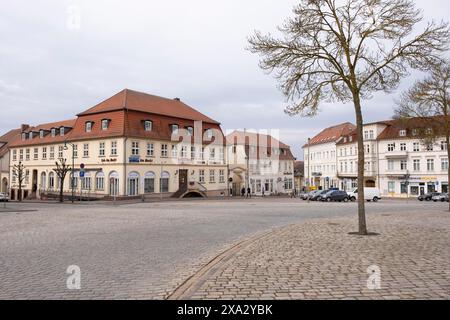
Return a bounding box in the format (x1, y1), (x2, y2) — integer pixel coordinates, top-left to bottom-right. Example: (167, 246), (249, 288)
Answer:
(32, 170), (38, 194)
(420, 186), (425, 195)
(179, 169), (188, 190)
(128, 178), (139, 196)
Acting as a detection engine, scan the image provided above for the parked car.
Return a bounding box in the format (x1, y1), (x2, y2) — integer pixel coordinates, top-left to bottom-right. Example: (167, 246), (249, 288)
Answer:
(418, 192), (441, 201)
(432, 193), (449, 202)
(0, 192), (9, 202)
(302, 190), (320, 201)
(348, 188), (381, 202)
(311, 190), (331, 201)
(321, 190), (350, 202)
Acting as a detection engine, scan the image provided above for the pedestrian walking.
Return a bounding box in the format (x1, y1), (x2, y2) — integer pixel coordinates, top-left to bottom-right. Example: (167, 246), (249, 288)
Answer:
(247, 187), (251, 198)
(262, 187), (265, 197)
(241, 187), (246, 197)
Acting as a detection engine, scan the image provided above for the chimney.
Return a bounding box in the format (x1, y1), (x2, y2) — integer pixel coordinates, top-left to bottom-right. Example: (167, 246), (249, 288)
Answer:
(21, 124), (30, 131)
(174, 97), (181, 101)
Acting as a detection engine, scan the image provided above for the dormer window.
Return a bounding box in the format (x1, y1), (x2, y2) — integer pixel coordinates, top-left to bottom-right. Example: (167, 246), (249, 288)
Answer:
(22, 133), (26, 140)
(51, 128), (56, 137)
(399, 130), (406, 137)
(101, 119), (110, 131)
(29, 132), (34, 139)
(186, 126), (193, 135)
(170, 124), (179, 134)
(60, 127), (65, 136)
(85, 122), (93, 132)
(205, 129), (213, 139)
(144, 120), (152, 132)
(40, 130), (44, 138)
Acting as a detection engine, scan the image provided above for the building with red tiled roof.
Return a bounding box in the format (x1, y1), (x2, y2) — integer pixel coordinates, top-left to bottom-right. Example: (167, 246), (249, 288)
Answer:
(226, 130), (295, 196)
(308, 116), (450, 197)
(8, 89), (228, 201)
(0, 127), (22, 193)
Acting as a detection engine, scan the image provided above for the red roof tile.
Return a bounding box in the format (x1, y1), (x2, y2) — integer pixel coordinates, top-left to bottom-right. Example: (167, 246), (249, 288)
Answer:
(305, 122), (356, 147)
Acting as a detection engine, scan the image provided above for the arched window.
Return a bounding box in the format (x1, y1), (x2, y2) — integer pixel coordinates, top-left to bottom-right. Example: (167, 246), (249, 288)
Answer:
(144, 171), (155, 193)
(127, 172), (140, 196)
(96, 172), (105, 190)
(48, 172), (55, 190)
(109, 171), (119, 196)
(160, 171), (170, 193)
(81, 172), (92, 190)
(40, 172), (47, 190)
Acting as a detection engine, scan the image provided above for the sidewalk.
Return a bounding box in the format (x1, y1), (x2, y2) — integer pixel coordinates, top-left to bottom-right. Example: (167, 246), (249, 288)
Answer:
(170, 211), (450, 300)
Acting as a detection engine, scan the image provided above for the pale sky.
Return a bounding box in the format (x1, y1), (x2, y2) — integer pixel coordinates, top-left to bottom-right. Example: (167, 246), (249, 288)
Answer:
(0, 0), (449, 159)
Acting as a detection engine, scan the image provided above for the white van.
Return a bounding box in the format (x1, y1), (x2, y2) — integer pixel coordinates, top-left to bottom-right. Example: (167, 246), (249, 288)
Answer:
(348, 188), (381, 202)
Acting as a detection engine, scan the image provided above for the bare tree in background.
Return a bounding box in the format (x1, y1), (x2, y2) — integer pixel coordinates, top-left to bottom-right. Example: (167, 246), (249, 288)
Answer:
(248, 0), (449, 235)
(395, 61), (450, 210)
(12, 161), (26, 202)
(54, 158), (71, 203)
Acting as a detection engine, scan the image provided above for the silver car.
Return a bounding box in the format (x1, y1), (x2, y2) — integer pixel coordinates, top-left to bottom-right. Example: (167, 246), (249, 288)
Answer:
(0, 192), (9, 202)
(432, 193), (449, 202)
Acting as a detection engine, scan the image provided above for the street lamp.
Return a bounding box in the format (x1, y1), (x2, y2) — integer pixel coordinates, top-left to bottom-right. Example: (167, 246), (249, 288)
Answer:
(64, 141), (75, 204)
(307, 137), (311, 203)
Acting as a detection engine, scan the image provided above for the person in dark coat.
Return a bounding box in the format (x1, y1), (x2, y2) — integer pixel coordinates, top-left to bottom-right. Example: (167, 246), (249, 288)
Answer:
(241, 187), (246, 197)
(247, 187), (251, 198)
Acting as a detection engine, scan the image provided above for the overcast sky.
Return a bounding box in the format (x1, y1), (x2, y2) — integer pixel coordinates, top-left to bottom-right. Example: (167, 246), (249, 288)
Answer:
(0, 0), (449, 159)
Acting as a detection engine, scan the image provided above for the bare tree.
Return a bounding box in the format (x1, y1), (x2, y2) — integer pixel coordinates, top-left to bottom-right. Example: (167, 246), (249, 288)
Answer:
(395, 60), (450, 210)
(54, 158), (71, 203)
(12, 161), (26, 202)
(248, 0), (449, 235)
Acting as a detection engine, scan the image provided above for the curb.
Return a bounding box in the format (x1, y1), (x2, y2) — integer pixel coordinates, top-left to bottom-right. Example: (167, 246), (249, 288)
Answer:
(166, 228), (282, 300)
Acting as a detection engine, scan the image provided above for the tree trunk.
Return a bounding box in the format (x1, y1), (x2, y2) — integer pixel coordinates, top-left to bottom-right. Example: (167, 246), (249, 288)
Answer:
(59, 177), (64, 203)
(446, 130), (450, 212)
(353, 94), (368, 235)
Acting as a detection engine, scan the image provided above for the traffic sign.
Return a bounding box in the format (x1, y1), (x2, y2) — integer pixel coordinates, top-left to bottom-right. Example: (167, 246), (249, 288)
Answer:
(80, 170), (85, 178)
(80, 163), (85, 169)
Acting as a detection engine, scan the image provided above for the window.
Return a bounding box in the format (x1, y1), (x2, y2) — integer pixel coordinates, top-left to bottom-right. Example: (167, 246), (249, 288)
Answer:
(413, 159), (420, 171)
(12, 150), (17, 161)
(205, 129), (213, 139)
(199, 170), (205, 183)
(442, 158), (449, 171)
(186, 126), (193, 135)
(49, 172), (55, 189)
(83, 143), (89, 158)
(441, 141), (448, 151)
(96, 172), (105, 190)
(171, 145), (177, 158)
(400, 143), (407, 151)
(200, 147), (205, 160)
(99, 142), (105, 157)
(146, 143), (154, 157)
(21, 133), (26, 140)
(73, 144), (78, 158)
(58, 145), (64, 159)
(412, 129), (419, 136)
(219, 148), (224, 161)
(284, 178), (293, 190)
(427, 159), (435, 172)
(388, 143), (395, 152)
(60, 127), (65, 136)
(209, 170), (215, 183)
(29, 132), (33, 139)
(388, 181), (395, 193)
(49, 147), (55, 159)
(181, 145), (187, 158)
(413, 142), (420, 152)
(101, 120), (109, 130)
(131, 141), (139, 156)
(144, 172), (155, 193)
(219, 169), (225, 183)
(369, 130), (374, 139)
(51, 128), (56, 137)
(25, 149), (30, 161)
(19, 149), (23, 161)
(191, 146), (196, 159)
(70, 173), (78, 189)
(400, 160), (407, 171)
(170, 124), (179, 134)
(42, 147), (47, 160)
(160, 172), (170, 193)
(364, 131), (369, 140)
(85, 122), (92, 132)
(144, 120), (152, 131)
(40, 130), (44, 138)
(161, 144), (168, 157)
(427, 144), (434, 151)
(399, 130), (406, 137)
(400, 182), (408, 194)
(111, 141), (117, 156)
(209, 148), (215, 160)
(81, 174), (92, 190)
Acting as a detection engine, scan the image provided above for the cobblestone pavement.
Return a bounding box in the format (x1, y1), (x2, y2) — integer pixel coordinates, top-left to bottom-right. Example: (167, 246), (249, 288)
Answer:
(0, 199), (448, 299)
(172, 211), (450, 300)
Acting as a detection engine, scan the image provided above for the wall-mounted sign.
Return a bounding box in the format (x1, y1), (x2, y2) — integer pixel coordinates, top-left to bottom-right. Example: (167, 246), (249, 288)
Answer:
(129, 156), (140, 163)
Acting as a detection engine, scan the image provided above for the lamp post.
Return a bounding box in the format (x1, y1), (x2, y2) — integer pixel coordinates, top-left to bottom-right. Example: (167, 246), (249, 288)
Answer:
(64, 141), (75, 204)
(307, 137), (311, 203)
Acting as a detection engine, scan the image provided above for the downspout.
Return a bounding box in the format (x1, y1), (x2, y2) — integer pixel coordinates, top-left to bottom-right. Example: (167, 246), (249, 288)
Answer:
(123, 91), (129, 197)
